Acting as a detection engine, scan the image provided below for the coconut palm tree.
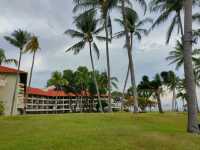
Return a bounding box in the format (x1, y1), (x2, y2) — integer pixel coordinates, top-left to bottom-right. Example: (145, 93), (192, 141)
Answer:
(73, 0), (120, 112)
(65, 10), (103, 112)
(0, 48), (17, 66)
(4, 29), (31, 115)
(23, 36), (40, 112)
(120, 0), (147, 112)
(184, 0), (199, 133)
(161, 71), (180, 111)
(114, 7), (152, 108)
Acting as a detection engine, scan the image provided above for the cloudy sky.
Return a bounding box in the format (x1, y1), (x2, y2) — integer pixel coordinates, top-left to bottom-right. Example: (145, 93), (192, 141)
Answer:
(1, 0), (184, 87)
(3, 0), (199, 109)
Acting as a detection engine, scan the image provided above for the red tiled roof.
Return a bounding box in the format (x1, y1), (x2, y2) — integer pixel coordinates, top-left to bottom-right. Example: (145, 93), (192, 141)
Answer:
(27, 87), (108, 97)
(0, 66), (26, 74)
(27, 87), (76, 97)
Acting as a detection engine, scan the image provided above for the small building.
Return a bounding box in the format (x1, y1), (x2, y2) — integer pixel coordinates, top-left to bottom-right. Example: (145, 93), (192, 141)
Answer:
(0, 66), (27, 115)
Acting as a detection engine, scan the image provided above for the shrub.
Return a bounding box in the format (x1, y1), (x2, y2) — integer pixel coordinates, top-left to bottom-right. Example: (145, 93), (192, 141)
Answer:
(0, 101), (4, 115)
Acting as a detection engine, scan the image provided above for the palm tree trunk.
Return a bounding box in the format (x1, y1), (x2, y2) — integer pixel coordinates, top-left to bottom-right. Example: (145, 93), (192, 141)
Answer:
(122, 33), (133, 111)
(121, 65), (129, 111)
(10, 49), (23, 115)
(172, 88), (176, 112)
(121, 0), (139, 113)
(89, 42), (103, 112)
(183, 0), (199, 133)
(104, 17), (112, 112)
(155, 91), (163, 113)
(24, 51), (36, 113)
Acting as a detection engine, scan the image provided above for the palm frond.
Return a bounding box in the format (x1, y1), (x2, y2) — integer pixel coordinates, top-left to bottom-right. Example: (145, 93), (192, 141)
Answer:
(93, 42), (100, 59)
(166, 15), (178, 44)
(64, 29), (84, 38)
(66, 40), (86, 55)
(96, 36), (111, 42)
(4, 59), (18, 66)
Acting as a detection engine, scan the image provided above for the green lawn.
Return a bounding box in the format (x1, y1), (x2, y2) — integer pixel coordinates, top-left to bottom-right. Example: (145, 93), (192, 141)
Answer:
(0, 113), (199, 150)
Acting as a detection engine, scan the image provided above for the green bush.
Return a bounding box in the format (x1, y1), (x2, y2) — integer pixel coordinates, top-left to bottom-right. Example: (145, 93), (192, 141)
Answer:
(0, 101), (4, 115)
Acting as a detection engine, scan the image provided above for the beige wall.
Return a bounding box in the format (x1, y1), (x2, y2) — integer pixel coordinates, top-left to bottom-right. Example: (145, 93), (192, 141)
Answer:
(0, 74), (20, 115)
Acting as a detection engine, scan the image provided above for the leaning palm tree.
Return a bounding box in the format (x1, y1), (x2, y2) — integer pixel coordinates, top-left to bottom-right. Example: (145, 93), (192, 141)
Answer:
(121, 0), (147, 112)
(23, 36), (40, 112)
(114, 7), (152, 109)
(184, 0), (199, 133)
(73, 0), (119, 112)
(65, 10), (103, 112)
(0, 48), (17, 66)
(4, 29), (31, 115)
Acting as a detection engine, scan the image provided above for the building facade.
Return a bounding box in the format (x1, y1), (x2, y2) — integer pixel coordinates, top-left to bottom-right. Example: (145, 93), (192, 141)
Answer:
(0, 66), (27, 115)
(0, 66), (109, 115)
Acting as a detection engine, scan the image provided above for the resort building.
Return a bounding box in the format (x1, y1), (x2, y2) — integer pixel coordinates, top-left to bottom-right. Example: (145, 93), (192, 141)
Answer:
(26, 87), (107, 114)
(0, 66), (109, 115)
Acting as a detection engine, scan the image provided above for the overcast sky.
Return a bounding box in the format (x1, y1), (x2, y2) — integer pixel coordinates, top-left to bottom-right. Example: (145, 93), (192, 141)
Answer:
(2, 0), (199, 109)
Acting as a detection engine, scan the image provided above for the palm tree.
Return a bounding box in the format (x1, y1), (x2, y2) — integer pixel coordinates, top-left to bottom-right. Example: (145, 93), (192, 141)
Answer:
(23, 36), (40, 112)
(161, 71), (180, 111)
(184, 0), (199, 133)
(73, 0), (119, 112)
(0, 48), (17, 66)
(120, 0), (147, 112)
(75, 66), (90, 112)
(114, 7), (152, 110)
(4, 29), (31, 115)
(149, 0), (185, 43)
(47, 71), (68, 113)
(166, 40), (200, 70)
(138, 75), (164, 113)
(65, 10), (103, 112)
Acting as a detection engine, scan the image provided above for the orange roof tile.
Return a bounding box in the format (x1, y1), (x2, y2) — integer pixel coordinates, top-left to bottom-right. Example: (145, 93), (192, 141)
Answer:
(0, 66), (26, 74)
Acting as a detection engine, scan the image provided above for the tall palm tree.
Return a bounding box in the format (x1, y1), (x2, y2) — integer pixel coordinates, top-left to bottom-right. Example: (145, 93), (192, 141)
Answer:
(114, 7), (152, 109)
(161, 71), (180, 111)
(121, 0), (147, 112)
(0, 48), (17, 66)
(23, 36), (40, 112)
(65, 10), (103, 112)
(184, 0), (199, 133)
(73, 0), (119, 112)
(4, 29), (31, 115)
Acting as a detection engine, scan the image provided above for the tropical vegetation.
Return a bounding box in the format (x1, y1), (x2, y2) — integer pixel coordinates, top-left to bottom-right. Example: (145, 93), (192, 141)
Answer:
(0, 0), (200, 134)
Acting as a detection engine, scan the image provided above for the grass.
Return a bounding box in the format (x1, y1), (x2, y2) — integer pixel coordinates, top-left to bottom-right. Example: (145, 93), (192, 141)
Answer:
(0, 113), (200, 150)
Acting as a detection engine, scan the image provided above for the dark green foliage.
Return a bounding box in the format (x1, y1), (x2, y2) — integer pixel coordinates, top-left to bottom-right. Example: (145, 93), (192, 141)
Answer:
(0, 101), (4, 115)
(96, 100), (108, 112)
